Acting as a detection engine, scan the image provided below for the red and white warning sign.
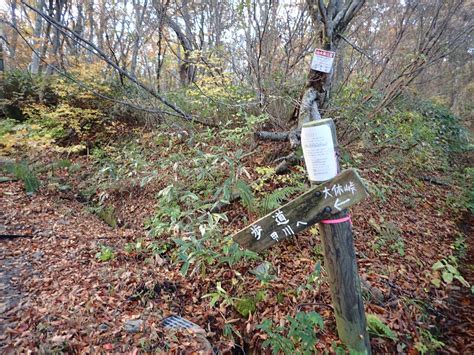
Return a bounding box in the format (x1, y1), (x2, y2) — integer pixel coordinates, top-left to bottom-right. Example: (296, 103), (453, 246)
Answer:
(311, 49), (335, 73)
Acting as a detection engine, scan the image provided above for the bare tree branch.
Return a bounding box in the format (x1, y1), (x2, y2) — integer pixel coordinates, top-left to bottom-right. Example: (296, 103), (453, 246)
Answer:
(1, 19), (183, 120)
(20, 0), (215, 126)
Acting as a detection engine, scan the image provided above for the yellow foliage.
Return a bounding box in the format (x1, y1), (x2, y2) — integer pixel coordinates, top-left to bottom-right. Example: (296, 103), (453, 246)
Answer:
(55, 144), (87, 154)
(0, 124), (54, 155)
(51, 62), (111, 101)
(187, 71), (253, 110)
(1, 62), (110, 156)
(23, 102), (104, 138)
(1, 101), (104, 155)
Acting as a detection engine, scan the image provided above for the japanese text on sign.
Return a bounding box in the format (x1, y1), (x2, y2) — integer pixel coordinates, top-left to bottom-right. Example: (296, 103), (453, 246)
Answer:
(250, 209), (306, 242)
(323, 181), (356, 199)
(249, 181), (357, 242)
(324, 180), (357, 211)
(310, 49), (335, 73)
(232, 169), (369, 253)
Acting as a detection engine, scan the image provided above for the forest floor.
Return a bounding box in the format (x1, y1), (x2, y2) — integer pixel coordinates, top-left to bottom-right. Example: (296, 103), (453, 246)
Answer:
(0, 128), (472, 354)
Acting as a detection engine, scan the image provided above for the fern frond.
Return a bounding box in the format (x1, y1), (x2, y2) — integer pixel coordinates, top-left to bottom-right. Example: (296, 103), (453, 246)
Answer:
(235, 179), (254, 209)
(260, 186), (303, 215)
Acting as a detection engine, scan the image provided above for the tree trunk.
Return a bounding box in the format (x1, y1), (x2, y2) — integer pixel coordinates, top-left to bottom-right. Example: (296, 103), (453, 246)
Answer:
(9, 0), (18, 59)
(300, 0), (366, 123)
(0, 23), (5, 102)
(152, 0), (195, 87)
(86, 0), (95, 62)
(71, 3), (84, 57)
(46, 0), (66, 76)
(30, 0), (46, 74)
(130, 0), (148, 77)
(97, 0), (106, 51)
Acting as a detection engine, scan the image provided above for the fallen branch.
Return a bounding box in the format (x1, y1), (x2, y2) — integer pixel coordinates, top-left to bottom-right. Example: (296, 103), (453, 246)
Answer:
(361, 279), (385, 304)
(255, 129), (301, 143)
(288, 130), (301, 149)
(0, 177), (18, 183)
(255, 86), (324, 174)
(0, 234), (34, 240)
(255, 131), (293, 141)
(420, 176), (449, 186)
(254, 128), (304, 174)
(275, 152), (302, 175)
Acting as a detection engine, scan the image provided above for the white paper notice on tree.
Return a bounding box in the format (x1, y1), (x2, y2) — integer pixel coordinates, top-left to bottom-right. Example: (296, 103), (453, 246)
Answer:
(310, 49), (335, 73)
(301, 124), (338, 182)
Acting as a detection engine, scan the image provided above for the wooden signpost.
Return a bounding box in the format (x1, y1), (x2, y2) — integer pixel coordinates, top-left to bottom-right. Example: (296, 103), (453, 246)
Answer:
(233, 169), (371, 353)
(234, 34), (371, 352)
(233, 169), (368, 252)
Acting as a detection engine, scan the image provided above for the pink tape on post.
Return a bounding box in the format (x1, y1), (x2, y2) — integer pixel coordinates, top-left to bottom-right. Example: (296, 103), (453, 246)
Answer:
(321, 215), (352, 225)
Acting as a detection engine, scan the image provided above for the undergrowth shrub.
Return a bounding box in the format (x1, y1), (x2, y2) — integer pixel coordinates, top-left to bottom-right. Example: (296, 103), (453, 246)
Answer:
(3, 161), (40, 193)
(253, 166), (307, 215)
(51, 62), (112, 105)
(95, 245), (115, 262)
(146, 182), (259, 276)
(257, 311), (324, 354)
(2, 69), (41, 121)
(332, 78), (468, 170)
(220, 111), (269, 144)
(166, 51), (256, 123)
(78, 141), (156, 202)
(366, 314), (397, 341)
(0, 66), (113, 155)
(23, 103), (105, 140)
(3, 69), (38, 100)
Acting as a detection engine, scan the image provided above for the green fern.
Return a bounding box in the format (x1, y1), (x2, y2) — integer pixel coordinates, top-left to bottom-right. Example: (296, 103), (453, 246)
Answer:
(259, 186), (302, 215)
(235, 179), (254, 209)
(366, 314), (397, 341)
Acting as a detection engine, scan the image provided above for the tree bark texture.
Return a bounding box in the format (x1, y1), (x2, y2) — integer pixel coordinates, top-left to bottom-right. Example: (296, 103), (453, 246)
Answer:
(0, 23), (4, 101)
(303, 0), (365, 113)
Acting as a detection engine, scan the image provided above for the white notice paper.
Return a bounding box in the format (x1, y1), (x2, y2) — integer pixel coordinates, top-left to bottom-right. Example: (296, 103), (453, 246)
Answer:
(301, 124), (337, 182)
(310, 49), (335, 73)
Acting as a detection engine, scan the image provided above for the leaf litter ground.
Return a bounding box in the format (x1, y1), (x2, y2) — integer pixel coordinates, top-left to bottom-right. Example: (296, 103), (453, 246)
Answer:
(0, 135), (472, 353)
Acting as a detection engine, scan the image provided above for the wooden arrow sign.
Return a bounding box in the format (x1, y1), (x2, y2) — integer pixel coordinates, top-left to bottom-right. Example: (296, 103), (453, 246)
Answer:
(232, 169), (368, 252)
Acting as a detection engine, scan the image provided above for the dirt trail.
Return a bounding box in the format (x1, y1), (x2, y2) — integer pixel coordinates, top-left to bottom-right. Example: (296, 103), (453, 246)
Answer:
(0, 250), (25, 348)
(0, 182), (137, 351)
(0, 181), (206, 353)
(441, 211), (474, 353)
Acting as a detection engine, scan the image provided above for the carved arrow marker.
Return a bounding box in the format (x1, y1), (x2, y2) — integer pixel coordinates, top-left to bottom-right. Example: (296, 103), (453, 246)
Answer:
(232, 169), (369, 253)
(334, 198), (351, 211)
